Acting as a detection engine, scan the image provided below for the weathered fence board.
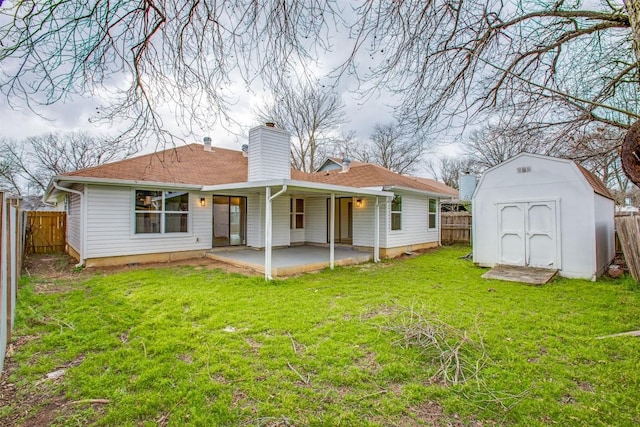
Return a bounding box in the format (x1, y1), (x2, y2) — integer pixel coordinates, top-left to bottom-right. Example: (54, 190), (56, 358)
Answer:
(25, 211), (66, 254)
(441, 212), (472, 245)
(615, 215), (640, 282)
(1, 193), (23, 375)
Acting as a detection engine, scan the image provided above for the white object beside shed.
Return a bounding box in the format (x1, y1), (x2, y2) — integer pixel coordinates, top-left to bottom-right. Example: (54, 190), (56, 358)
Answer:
(473, 153), (615, 280)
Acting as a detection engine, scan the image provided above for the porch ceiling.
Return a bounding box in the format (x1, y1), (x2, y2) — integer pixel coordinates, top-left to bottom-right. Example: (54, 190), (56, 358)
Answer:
(201, 179), (394, 198)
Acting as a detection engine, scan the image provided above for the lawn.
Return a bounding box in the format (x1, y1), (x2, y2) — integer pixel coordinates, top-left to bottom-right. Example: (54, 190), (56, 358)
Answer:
(2, 246), (640, 426)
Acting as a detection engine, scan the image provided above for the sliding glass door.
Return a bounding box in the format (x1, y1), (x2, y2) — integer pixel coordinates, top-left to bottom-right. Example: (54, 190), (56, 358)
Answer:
(213, 196), (246, 246)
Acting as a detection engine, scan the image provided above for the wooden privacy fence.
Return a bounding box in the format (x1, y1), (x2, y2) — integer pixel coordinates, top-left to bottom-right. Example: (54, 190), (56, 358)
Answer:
(441, 211), (472, 245)
(1, 192), (23, 375)
(615, 213), (640, 282)
(25, 211), (66, 254)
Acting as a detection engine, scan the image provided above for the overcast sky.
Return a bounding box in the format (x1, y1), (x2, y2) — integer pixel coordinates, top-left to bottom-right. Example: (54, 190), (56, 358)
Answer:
(0, 4), (464, 179)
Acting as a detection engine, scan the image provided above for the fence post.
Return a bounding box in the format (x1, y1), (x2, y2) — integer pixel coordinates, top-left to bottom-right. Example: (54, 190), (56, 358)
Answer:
(0, 192), (7, 374)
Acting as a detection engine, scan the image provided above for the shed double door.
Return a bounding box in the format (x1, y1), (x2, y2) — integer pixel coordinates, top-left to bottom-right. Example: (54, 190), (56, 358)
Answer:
(497, 201), (558, 269)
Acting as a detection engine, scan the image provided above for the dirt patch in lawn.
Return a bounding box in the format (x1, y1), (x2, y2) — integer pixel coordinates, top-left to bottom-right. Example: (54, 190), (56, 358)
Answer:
(0, 336), (107, 427)
(23, 252), (259, 285)
(0, 253), (257, 425)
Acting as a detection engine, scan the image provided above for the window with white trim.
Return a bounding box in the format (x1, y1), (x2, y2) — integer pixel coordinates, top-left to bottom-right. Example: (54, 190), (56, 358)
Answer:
(428, 198), (438, 229)
(391, 195), (402, 231)
(135, 190), (189, 234)
(290, 198), (304, 229)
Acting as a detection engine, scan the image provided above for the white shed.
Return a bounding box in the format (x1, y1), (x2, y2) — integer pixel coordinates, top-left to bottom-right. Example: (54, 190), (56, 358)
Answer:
(473, 153), (615, 280)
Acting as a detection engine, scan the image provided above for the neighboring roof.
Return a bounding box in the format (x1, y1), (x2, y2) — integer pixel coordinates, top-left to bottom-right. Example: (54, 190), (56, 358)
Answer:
(315, 157), (366, 172)
(50, 144), (458, 198)
(304, 162), (456, 196)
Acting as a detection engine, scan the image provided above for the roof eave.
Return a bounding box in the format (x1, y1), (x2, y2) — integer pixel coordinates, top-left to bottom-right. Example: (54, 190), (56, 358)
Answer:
(382, 185), (456, 198)
(203, 179), (394, 198)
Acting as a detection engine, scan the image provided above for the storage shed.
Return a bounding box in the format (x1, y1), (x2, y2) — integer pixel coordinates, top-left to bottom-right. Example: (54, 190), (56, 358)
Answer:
(473, 153), (615, 280)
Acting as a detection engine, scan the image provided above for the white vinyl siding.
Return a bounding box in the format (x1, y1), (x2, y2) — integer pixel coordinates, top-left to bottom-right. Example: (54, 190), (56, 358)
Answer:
(84, 185), (211, 259)
(385, 192), (440, 248)
(304, 197), (327, 244)
(66, 187), (83, 253)
(272, 196), (290, 247)
(594, 193), (615, 277)
(246, 192), (290, 248)
(246, 194), (263, 248)
(248, 127), (291, 181)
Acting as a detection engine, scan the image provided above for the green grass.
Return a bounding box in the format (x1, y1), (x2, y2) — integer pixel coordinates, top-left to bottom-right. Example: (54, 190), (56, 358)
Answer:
(4, 246), (640, 426)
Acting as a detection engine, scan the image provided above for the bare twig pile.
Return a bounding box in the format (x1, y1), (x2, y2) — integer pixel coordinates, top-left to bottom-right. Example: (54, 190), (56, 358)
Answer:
(381, 307), (487, 386)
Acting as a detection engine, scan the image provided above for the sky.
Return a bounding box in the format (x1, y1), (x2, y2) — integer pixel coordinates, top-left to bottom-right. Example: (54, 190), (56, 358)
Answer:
(0, 3), (464, 179)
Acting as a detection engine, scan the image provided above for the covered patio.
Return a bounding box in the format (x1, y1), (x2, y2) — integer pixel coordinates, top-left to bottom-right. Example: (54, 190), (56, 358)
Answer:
(207, 245), (372, 277)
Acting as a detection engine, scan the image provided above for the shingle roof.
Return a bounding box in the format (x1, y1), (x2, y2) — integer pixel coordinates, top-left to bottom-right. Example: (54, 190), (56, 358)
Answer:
(59, 143), (457, 196)
(575, 163), (614, 199)
(61, 144), (249, 185)
(303, 163), (456, 195)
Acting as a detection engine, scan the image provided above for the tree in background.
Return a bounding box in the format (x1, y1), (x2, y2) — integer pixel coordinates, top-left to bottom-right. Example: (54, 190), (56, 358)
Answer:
(426, 157), (479, 189)
(344, 123), (426, 175)
(461, 122), (554, 170)
(0, 132), (138, 195)
(255, 82), (346, 173)
(1, 1), (639, 180)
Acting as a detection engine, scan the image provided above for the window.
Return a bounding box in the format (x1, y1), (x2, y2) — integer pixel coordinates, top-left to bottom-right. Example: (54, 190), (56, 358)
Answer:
(290, 198), (304, 229)
(428, 198), (438, 229)
(135, 190), (189, 234)
(391, 195), (402, 231)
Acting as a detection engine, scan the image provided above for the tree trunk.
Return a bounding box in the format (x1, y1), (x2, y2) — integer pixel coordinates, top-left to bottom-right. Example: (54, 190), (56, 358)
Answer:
(621, 121), (640, 187)
(621, 1), (640, 186)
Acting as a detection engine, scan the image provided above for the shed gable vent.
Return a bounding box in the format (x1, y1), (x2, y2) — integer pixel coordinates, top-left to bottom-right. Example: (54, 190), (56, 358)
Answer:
(517, 166), (531, 174)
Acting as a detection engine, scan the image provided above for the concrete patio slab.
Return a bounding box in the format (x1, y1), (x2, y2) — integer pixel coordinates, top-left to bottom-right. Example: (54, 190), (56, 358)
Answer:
(207, 245), (372, 277)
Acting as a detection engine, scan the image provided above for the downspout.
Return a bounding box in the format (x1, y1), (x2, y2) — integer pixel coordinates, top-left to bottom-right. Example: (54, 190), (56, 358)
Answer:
(264, 184), (287, 280)
(374, 197), (380, 262)
(52, 180), (85, 267)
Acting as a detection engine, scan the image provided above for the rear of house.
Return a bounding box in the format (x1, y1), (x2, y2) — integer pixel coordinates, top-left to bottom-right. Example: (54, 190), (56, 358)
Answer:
(46, 125), (456, 271)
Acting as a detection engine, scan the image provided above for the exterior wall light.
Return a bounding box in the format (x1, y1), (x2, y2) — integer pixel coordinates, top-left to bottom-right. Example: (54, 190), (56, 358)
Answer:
(200, 197), (206, 207)
(356, 199), (363, 208)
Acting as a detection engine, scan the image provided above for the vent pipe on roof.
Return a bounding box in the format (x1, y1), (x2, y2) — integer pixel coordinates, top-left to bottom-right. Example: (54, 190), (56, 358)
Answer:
(203, 136), (212, 152)
(265, 122), (275, 128)
(241, 144), (249, 157)
(340, 158), (351, 173)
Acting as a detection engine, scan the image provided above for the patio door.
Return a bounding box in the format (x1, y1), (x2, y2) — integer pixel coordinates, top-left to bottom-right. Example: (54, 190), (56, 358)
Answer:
(213, 196), (246, 247)
(497, 201), (558, 269)
(326, 197), (353, 244)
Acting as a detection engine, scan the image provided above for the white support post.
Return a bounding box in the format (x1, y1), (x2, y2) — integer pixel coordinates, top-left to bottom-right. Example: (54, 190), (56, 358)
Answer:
(330, 193), (335, 269)
(374, 196), (380, 262)
(265, 187), (272, 280)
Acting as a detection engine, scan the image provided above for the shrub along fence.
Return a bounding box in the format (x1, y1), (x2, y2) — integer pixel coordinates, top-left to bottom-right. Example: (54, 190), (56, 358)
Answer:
(25, 211), (66, 254)
(1, 192), (23, 375)
(441, 212), (472, 245)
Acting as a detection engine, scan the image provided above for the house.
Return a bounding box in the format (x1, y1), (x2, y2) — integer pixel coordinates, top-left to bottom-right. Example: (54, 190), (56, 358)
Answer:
(44, 124), (456, 278)
(472, 153), (615, 280)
